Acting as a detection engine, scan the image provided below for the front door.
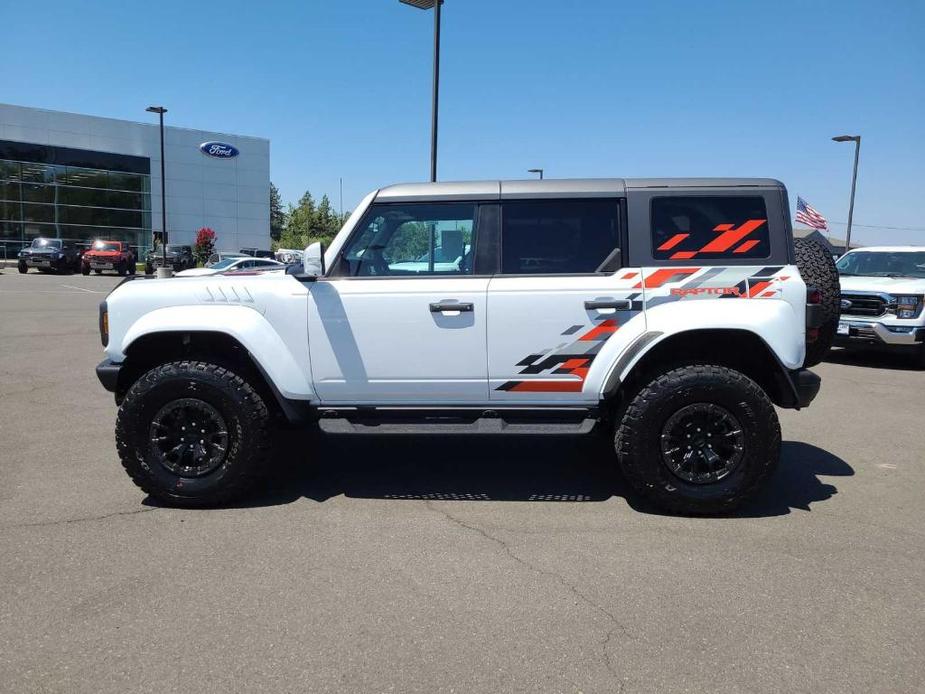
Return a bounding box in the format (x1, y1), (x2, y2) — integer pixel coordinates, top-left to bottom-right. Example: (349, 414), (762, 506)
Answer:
(308, 200), (490, 404)
(487, 198), (647, 401)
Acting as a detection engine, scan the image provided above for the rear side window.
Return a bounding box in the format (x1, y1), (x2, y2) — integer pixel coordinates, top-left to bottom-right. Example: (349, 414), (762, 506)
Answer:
(501, 199), (620, 275)
(651, 196), (770, 261)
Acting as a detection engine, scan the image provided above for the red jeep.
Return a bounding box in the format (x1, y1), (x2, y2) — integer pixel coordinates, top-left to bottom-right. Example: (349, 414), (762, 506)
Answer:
(81, 240), (136, 276)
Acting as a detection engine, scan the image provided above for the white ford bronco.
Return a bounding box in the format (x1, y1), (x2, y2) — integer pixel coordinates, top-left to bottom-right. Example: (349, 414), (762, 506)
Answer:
(96, 178), (837, 514)
(834, 246), (925, 364)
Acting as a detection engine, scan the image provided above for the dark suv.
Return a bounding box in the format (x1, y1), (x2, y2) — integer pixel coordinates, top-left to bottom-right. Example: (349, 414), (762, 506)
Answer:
(145, 245), (195, 274)
(18, 238), (81, 274)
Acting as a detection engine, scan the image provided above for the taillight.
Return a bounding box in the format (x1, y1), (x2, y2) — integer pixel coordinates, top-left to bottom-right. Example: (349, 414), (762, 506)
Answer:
(807, 287), (822, 305)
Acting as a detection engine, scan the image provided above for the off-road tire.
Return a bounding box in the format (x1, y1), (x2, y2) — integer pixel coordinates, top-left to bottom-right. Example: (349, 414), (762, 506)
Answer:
(615, 364), (780, 515)
(116, 361), (272, 507)
(117, 261), (127, 276)
(128, 259), (136, 275)
(18, 261), (27, 274)
(145, 263), (154, 275)
(94, 269), (102, 275)
(794, 237), (840, 367)
(81, 263), (90, 275)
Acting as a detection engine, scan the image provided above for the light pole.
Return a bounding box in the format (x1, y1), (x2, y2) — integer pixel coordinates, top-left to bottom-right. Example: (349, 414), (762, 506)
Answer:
(528, 168), (544, 180)
(146, 105), (169, 276)
(399, 0), (442, 182)
(832, 134), (861, 253)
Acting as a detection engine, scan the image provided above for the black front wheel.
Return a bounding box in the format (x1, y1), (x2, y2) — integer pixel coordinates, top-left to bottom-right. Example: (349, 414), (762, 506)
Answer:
(615, 364), (780, 515)
(18, 261), (27, 274)
(116, 361), (273, 507)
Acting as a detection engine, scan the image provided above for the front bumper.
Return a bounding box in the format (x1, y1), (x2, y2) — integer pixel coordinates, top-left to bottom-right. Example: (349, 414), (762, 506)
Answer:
(21, 255), (67, 268)
(835, 320), (925, 347)
(96, 359), (122, 392)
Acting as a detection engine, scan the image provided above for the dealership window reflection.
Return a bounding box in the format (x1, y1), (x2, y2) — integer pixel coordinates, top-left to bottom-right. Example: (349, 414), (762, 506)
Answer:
(0, 144), (151, 258)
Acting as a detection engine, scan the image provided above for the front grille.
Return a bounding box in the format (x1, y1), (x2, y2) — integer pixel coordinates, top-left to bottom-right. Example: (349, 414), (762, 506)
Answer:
(842, 293), (887, 317)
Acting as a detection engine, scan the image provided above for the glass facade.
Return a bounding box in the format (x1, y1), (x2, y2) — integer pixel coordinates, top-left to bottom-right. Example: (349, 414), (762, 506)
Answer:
(0, 139), (151, 259)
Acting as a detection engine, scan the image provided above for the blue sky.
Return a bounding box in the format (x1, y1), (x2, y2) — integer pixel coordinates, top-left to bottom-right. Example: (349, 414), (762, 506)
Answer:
(5, 0), (924, 244)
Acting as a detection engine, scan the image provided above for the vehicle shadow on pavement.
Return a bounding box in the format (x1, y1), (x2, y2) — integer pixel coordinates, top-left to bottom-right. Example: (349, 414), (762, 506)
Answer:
(825, 347), (923, 371)
(229, 435), (853, 518)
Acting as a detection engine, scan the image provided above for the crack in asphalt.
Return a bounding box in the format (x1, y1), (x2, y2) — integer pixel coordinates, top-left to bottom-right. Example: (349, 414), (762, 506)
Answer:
(425, 501), (633, 684)
(14, 506), (159, 528)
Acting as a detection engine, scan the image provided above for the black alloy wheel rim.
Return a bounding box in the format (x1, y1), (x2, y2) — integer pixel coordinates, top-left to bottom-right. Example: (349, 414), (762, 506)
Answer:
(659, 403), (745, 484)
(149, 398), (229, 477)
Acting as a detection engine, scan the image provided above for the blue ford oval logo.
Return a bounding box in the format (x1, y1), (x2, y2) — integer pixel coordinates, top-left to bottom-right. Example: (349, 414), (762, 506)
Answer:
(199, 141), (239, 158)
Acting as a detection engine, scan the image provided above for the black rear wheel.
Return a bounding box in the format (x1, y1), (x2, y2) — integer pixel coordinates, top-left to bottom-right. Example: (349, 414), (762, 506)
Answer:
(116, 361), (272, 507)
(794, 237), (840, 367)
(615, 364), (780, 515)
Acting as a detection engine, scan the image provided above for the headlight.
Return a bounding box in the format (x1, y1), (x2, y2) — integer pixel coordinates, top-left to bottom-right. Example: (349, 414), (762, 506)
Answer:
(891, 295), (923, 319)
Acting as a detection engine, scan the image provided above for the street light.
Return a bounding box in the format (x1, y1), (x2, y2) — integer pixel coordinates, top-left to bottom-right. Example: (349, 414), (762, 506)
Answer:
(528, 168), (544, 180)
(146, 105), (169, 276)
(399, 0), (442, 182)
(832, 134), (861, 252)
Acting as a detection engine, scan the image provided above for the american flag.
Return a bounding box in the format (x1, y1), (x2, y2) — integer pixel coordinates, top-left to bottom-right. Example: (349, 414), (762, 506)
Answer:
(795, 196), (828, 231)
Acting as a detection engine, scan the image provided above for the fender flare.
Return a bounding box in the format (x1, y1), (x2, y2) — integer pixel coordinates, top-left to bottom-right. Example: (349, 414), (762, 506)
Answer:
(119, 304), (315, 401)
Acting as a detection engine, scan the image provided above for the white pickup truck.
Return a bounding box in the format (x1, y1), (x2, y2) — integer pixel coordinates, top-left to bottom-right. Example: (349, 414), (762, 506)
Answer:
(95, 178), (838, 514)
(835, 246), (925, 363)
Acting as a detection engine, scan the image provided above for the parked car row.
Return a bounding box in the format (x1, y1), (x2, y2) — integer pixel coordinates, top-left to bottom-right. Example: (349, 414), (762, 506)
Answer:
(14, 238), (282, 277)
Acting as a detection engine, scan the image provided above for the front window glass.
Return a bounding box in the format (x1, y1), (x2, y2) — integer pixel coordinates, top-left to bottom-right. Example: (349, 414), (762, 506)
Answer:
(501, 199), (620, 274)
(31, 238), (62, 249)
(651, 196), (770, 260)
(836, 251), (925, 278)
(211, 258), (238, 270)
(340, 203), (477, 277)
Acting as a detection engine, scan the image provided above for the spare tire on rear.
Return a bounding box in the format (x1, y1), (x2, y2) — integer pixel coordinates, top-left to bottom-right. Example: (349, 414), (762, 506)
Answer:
(794, 237), (840, 367)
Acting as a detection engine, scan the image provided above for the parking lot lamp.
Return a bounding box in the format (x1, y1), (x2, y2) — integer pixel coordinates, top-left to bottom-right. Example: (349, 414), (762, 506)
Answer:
(528, 168), (544, 180)
(399, 0), (442, 182)
(146, 106), (169, 276)
(832, 134), (861, 253)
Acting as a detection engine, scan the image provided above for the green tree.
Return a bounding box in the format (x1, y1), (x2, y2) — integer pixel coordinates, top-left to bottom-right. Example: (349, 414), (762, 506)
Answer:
(270, 182), (286, 241)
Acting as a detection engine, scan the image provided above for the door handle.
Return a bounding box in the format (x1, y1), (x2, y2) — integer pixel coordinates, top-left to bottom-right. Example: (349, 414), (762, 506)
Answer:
(585, 299), (631, 311)
(430, 301), (474, 313)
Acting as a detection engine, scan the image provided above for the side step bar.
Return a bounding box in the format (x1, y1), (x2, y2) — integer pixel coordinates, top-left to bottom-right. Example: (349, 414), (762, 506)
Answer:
(317, 407), (599, 436)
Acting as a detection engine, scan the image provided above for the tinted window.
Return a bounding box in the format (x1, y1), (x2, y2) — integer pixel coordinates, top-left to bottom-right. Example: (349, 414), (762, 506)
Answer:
(652, 196), (770, 261)
(500, 199), (619, 275)
(340, 202), (477, 277)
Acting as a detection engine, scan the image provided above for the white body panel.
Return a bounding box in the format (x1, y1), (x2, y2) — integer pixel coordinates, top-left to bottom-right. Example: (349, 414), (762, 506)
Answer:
(486, 272), (646, 401)
(307, 278), (489, 403)
(105, 273), (316, 400)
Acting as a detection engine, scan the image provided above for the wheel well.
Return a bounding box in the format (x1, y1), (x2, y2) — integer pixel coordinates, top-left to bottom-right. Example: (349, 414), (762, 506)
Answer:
(612, 329), (797, 410)
(118, 331), (288, 419)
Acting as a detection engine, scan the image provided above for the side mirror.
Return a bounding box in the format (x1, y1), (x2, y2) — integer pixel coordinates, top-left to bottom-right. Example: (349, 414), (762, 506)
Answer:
(303, 241), (326, 276)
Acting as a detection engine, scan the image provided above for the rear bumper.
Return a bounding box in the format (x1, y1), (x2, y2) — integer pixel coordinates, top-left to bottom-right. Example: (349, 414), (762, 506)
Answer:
(96, 359), (122, 392)
(788, 368), (821, 409)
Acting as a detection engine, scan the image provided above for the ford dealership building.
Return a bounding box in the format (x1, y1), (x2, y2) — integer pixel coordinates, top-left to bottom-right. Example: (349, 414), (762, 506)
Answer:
(0, 103), (270, 259)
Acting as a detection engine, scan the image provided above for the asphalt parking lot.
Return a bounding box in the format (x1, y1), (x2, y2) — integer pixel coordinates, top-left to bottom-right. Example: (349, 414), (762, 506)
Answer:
(1, 268), (923, 693)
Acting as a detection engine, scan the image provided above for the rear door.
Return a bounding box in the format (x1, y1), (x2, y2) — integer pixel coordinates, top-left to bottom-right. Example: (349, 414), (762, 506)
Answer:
(487, 195), (647, 401)
(308, 200), (492, 404)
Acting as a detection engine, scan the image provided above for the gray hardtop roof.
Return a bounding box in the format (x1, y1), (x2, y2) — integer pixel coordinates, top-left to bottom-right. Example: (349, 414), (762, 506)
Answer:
(374, 178), (784, 202)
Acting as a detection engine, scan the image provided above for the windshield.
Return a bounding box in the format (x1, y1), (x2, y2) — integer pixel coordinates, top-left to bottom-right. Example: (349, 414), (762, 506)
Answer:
(166, 245), (187, 253)
(836, 251), (925, 279)
(92, 241), (120, 252)
(31, 238), (61, 249)
(211, 258), (239, 270)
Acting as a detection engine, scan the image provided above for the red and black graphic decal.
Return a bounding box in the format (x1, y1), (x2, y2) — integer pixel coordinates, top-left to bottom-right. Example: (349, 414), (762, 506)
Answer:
(655, 219), (767, 261)
(496, 319), (618, 393)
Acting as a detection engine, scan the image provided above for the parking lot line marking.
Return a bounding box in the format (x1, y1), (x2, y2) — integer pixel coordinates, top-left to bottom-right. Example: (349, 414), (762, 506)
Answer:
(60, 284), (103, 294)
